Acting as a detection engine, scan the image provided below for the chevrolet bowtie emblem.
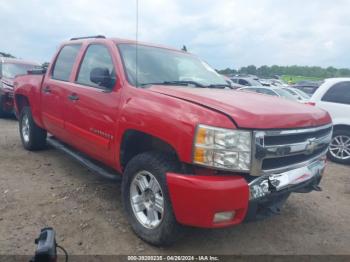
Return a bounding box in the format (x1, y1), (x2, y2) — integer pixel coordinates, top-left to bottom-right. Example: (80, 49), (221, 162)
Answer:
(306, 138), (317, 154)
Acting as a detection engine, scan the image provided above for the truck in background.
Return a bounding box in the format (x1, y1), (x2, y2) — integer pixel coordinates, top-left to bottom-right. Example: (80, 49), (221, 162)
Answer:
(0, 58), (39, 117)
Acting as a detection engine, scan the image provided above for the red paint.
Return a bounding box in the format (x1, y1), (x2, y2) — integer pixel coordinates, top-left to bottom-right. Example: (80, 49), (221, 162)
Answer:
(150, 86), (331, 129)
(305, 102), (316, 106)
(167, 173), (249, 227)
(13, 37), (332, 228)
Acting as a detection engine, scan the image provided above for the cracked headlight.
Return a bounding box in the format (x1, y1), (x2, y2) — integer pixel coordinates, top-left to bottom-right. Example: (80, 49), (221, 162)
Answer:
(193, 125), (252, 171)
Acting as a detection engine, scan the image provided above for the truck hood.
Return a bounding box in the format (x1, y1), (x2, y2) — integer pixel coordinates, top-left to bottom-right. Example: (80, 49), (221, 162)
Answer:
(149, 86), (331, 129)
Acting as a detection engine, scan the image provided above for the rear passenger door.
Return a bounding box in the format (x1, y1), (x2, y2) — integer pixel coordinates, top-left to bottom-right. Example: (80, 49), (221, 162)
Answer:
(63, 43), (120, 166)
(42, 44), (81, 139)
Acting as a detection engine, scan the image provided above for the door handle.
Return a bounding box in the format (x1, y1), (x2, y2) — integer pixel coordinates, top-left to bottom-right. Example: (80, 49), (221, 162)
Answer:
(68, 94), (79, 101)
(43, 86), (51, 94)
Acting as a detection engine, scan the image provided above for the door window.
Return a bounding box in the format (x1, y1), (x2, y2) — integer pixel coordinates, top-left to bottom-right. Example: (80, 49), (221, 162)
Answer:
(52, 44), (81, 81)
(77, 44), (116, 89)
(322, 82), (350, 105)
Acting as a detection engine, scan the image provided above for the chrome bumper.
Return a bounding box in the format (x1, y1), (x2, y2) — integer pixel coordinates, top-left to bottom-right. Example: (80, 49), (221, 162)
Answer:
(249, 149), (327, 200)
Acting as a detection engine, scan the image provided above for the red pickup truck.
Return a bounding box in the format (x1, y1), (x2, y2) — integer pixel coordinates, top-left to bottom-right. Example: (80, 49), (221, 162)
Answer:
(14, 36), (332, 245)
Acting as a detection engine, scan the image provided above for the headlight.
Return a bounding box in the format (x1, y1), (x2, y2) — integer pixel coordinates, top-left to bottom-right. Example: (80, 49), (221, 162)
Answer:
(193, 125), (252, 171)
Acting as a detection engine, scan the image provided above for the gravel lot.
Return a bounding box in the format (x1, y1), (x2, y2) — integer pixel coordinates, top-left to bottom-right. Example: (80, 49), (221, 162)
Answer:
(0, 118), (349, 255)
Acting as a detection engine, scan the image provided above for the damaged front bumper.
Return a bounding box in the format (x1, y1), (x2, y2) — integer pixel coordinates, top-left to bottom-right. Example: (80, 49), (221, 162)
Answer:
(166, 153), (327, 228)
(248, 153), (327, 200)
(245, 152), (326, 221)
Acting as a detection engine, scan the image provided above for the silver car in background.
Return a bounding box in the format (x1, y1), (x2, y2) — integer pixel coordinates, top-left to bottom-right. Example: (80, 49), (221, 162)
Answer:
(238, 86), (299, 101)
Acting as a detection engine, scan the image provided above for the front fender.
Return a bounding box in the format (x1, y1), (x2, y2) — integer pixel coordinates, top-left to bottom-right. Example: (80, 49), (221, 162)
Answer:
(114, 86), (235, 170)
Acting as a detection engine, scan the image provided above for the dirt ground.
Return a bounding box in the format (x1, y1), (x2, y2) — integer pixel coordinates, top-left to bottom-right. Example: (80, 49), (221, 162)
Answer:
(0, 117), (349, 255)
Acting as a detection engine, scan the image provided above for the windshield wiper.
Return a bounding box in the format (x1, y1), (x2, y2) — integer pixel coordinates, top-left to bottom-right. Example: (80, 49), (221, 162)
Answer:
(140, 81), (233, 89)
(140, 80), (205, 88)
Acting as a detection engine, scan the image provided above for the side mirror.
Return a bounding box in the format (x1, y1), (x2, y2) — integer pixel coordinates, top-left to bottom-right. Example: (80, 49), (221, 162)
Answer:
(90, 67), (114, 89)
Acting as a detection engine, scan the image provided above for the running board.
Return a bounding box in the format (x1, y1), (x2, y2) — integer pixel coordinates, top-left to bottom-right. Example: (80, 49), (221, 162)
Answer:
(47, 137), (121, 181)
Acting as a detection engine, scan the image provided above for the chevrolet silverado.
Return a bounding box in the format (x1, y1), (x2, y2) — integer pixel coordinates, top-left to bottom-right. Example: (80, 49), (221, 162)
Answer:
(14, 36), (332, 245)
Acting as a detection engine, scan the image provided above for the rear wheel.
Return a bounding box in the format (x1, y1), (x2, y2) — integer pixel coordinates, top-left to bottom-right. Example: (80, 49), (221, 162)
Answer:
(328, 129), (350, 165)
(19, 107), (47, 150)
(122, 151), (183, 246)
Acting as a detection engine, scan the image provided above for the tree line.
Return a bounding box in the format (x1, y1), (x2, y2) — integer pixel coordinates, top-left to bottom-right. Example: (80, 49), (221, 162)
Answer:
(2, 50), (350, 79)
(218, 65), (350, 78)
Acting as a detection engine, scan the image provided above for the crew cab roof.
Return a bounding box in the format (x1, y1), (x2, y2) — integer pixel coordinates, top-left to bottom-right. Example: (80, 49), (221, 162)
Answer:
(65, 36), (185, 53)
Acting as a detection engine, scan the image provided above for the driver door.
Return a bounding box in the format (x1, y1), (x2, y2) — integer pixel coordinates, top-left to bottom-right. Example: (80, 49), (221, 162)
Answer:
(63, 44), (120, 166)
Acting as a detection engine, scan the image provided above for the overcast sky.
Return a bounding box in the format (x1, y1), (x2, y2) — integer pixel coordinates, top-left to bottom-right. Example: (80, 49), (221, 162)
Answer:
(1, 0), (349, 69)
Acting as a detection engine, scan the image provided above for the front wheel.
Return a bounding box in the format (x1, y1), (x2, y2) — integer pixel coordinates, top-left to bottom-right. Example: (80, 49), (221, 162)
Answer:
(122, 152), (183, 246)
(328, 129), (350, 165)
(19, 107), (47, 151)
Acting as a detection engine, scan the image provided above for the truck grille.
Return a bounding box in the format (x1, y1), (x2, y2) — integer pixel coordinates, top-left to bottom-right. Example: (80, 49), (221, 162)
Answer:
(251, 124), (332, 176)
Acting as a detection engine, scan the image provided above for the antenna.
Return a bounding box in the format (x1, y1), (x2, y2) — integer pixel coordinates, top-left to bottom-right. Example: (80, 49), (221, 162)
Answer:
(135, 0), (139, 86)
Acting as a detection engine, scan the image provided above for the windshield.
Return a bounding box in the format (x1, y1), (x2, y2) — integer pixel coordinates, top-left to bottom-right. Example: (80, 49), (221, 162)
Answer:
(274, 88), (298, 101)
(118, 44), (227, 87)
(2, 63), (37, 79)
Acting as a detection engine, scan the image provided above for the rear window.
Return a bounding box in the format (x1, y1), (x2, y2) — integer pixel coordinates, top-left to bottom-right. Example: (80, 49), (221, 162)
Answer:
(322, 82), (350, 105)
(274, 88), (298, 100)
(52, 44), (81, 81)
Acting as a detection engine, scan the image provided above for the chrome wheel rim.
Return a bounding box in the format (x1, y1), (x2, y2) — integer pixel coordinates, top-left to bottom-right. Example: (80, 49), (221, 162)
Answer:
(130, 171), (164, 229)
(22, 115), (30, 143)
(329, 135), (350, 160)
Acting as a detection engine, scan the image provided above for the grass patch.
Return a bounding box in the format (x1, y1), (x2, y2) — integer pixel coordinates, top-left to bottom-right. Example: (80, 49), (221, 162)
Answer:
(281, 75), (323, 84)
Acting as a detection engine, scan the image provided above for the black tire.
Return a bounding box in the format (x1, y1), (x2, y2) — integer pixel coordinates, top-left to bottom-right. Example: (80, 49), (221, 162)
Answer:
(327, 128), (350, 165)
(19, 106), (47, 151)
(122, 151), (184, 246)
(0, 95), (7, 118)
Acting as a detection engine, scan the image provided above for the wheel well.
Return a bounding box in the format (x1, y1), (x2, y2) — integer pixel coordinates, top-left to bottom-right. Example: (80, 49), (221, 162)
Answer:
(15, 95), (30, 114)
(333, 124), (350, 132)
(120, 130), (179, 169)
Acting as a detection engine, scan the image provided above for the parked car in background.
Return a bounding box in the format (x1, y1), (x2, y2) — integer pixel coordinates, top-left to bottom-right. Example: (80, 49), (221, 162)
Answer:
(257, 79), (272, 86)
(0, 58), (39, 117)
(293, 80), (323, 95)
(269, 79), (289, 87)
(308, 78), (350, 164)
(284, 87), (310, 102)
(231, 76), (262, 87)
(238, 86), (298, 101)
(222, 75), (245, 89)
